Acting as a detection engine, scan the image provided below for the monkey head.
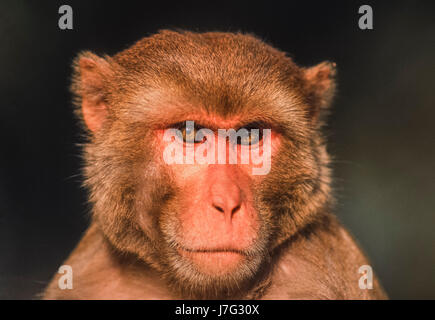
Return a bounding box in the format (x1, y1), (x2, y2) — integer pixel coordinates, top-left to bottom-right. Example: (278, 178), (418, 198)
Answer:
(72, 30), (336, 298)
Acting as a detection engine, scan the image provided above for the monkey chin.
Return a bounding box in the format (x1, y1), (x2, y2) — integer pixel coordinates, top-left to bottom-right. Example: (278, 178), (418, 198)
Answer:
(166, 247), (263, 299)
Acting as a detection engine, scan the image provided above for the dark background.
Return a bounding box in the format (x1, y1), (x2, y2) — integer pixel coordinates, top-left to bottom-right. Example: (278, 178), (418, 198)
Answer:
(0, 0), (434, 299)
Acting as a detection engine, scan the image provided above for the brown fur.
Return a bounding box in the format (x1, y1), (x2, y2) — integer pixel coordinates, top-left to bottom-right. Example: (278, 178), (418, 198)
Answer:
(43, 30), (386, 299)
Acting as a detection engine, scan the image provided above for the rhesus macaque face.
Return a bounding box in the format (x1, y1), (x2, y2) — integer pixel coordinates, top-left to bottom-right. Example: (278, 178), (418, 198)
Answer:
(156, 122), (276, 269)
(75, 30), (335, 298)
(153, 118), (281, 288)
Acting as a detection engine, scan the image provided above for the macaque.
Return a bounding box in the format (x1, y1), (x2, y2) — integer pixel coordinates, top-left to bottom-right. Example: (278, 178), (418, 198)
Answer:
(43, 30), (386, 299)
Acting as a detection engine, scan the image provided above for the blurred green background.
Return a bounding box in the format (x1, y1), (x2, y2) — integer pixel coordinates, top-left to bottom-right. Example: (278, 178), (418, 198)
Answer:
(0, 0), (434, 299)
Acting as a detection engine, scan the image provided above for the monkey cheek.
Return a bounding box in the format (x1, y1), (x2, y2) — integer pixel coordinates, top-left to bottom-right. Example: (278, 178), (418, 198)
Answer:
(178, 249), (245, 276)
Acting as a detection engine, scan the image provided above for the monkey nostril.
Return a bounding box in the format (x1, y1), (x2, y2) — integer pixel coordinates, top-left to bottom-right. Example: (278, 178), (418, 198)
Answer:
(213, 204), (225, 213)
(231, 204), (241, 215)
(212, 198), (241, 216)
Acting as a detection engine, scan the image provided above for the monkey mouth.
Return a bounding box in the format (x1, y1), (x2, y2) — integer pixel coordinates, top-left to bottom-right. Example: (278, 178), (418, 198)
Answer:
(179, 246), (246, 255)
(177, 246), (246, 275)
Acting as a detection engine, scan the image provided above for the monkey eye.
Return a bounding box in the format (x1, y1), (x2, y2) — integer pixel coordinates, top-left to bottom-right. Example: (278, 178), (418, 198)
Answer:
(237, 123), (264, 146)
(175, 121), (206, 144)
(180, 125), (195, 143)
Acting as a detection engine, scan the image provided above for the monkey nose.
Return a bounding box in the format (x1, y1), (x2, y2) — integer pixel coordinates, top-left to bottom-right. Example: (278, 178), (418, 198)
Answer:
(207, 165), (243, 219)
(211, 187), (242, 219)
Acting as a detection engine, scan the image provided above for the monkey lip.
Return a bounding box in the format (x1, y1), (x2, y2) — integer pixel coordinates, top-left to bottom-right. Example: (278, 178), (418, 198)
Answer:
(177, 247), (246, 274)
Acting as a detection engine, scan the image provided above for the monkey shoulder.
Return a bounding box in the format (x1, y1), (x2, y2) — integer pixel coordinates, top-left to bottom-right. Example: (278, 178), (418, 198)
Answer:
(264, 219), (386, 299)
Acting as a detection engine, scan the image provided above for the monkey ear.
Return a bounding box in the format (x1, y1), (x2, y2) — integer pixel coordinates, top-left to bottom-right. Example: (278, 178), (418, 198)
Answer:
(303, 61), (337, 121)
(72, 51), (113, 132)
